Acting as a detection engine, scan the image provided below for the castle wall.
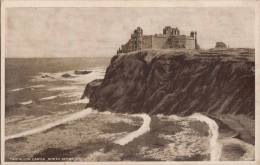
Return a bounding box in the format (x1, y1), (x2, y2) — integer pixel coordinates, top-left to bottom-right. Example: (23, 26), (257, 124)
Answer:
(171, 35), (186, 48)
(152, 36), (167, 49)
(118, 26), (198, 54)
(185, 37), (195, 49)
(123, 40), (133, 53)
(143, 36), (153, 49)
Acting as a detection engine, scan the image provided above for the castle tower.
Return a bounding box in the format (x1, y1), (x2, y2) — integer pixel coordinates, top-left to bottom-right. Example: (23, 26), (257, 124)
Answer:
(190, 31), (198, 49)
(135, 27), (143, 50)
(175, 28), (180, 35)
(163, 26), (173, 36)
(190, 31), (196, 38)
(135, 27), (143, 37)
(172, 27), (180, 36)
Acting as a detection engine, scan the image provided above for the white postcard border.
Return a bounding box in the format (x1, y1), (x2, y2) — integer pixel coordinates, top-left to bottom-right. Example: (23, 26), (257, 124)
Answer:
(1, 0), (259, 165)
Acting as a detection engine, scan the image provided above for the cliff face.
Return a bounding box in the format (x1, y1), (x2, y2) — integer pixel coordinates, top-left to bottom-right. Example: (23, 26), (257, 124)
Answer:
(85, 49), (255, 118)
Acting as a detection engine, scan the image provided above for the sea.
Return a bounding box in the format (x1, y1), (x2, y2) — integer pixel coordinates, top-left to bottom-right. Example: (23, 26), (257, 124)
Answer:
(4, 58), (254, 162)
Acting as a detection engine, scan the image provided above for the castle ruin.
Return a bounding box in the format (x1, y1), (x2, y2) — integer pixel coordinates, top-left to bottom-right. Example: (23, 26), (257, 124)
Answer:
(117, 26), (199, 54)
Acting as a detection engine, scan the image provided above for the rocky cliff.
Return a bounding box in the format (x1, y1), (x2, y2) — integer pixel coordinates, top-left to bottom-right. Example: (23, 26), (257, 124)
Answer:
(84, 48), (255, 119)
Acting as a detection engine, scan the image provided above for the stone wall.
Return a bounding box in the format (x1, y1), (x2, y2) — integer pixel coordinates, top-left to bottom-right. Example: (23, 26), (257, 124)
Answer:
(170, 35), (186, 48)
(142, 35), (153, 49)
(185, 37), (196, 49)
(152, 36), (167, 49)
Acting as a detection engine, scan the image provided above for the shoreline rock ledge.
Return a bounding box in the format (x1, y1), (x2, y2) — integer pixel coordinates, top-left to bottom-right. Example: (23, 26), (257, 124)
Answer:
(84, 48), (254, 118)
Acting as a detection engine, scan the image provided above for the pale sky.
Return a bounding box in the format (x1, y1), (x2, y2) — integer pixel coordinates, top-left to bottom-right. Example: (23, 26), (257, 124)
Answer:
(6, 7), (255, 58)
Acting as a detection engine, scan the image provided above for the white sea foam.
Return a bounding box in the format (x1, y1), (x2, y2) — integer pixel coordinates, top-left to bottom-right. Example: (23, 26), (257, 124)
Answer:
(65, 71), (105, 85)
(62, 98), (89, 105)
(9, 88), (25, 92)
(47, 86), (81, 91)
(19, 100), (33, 105)
(29, 84), (45, 88)
(40, 96), (57, 101)
(5, 108), (93, 140)
(60, 92), (83, 98)
(188, 113), (222, 161)
(9, 85), (45, 92)
(113, 114), (151, 145)
(31, 68), (105, 84)
(157, 113), (222, 161)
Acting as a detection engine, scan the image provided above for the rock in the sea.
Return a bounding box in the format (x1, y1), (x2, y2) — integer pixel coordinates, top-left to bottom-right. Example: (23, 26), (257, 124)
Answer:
(42, 74), (52, 78)
(86, 49), (254, 118)
(81, 79), (103, 99)
(74, 70), (92, 75)
(61, 73), (73, 78)
(215, 42), (227, 49)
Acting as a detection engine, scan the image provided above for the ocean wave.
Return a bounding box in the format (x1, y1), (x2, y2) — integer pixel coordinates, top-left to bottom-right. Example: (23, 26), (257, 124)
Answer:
(9, 88), (25, 92)
(9, 84), (45, 93)
(47, 86), (82, 91)
(188, 113), (222, 161)
(29, 84), (45, 88)
(19, 100), (33, 105)
(113, 114), (151, 145)
(60, 92), (83, 98)
(158, 113), (222, 161)
(64, 71), (105, 85)
(61, 98), (90, 105)
(5, 108), (94, 140)
(31, 68), (105, 84)
(40, 96), (58, 101)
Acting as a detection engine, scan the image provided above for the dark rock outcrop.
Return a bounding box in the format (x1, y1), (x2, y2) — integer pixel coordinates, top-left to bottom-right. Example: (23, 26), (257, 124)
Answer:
(82, 79), (103, 99)
(215, 42), (227, 49)
(74, 70), (92, 75)
(61, 73), (73, 78)
(86, 49), (254, 118)
(42, 74), (54, 79)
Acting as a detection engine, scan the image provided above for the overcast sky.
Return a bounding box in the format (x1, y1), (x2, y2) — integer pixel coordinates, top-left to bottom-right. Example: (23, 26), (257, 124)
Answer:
(6, 7), (255, 58)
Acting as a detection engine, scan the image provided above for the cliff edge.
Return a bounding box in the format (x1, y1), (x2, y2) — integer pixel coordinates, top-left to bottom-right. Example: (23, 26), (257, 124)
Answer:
(84, 48), (254, 119)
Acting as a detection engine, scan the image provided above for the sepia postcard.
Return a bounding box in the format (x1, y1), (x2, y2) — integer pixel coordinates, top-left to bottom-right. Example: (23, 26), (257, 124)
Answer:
(1, 0), (260, 165)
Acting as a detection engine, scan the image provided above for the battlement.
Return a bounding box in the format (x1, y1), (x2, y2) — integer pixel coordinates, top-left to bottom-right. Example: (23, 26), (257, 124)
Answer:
(117, 26), (199, 54)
